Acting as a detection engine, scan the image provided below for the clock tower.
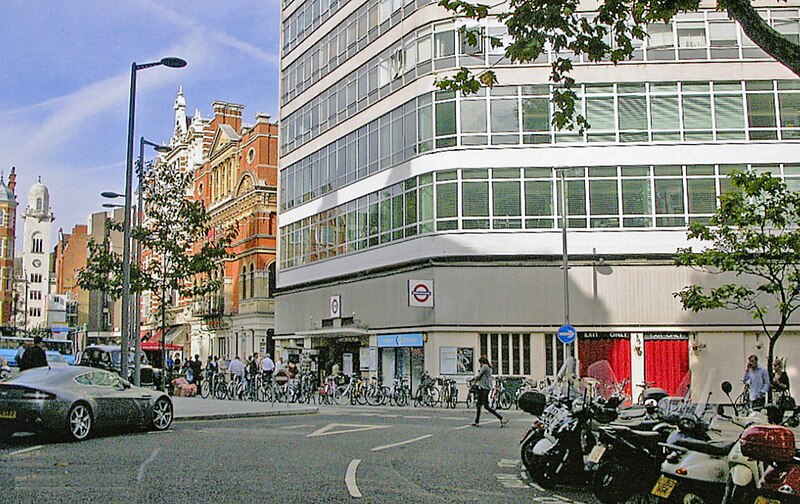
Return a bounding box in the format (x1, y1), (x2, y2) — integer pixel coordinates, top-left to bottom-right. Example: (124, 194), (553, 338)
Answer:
(22, 177), (54, 330)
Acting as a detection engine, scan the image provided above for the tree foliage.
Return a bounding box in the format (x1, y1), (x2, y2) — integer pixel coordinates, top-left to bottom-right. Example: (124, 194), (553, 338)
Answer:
(78, 161), (236, 328)
(436, 0), (800, 131)
(674, 171), (800, 393)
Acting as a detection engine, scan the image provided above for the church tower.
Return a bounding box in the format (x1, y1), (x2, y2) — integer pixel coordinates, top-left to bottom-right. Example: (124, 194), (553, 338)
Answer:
(22, 177), (54, 329)
(0, 168), (17, 326)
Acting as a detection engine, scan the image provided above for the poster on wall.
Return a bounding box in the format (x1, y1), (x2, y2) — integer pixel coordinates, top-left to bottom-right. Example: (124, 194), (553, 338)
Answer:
(360, 347), (370, 371)
(343, 353), (353, 376)
(440, 347), (474, 374)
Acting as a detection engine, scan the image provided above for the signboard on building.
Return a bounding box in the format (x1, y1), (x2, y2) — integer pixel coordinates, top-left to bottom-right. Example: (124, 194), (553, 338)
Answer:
(408, 280), (434, 308)
(440, 347), (474, 374)
(330, 294), (341, 319)
(343, 352), (353, 376)
(377, 333), (424, 348)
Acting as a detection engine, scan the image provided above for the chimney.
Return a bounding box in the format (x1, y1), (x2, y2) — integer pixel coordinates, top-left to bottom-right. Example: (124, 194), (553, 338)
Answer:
(211, 101), (244, 131)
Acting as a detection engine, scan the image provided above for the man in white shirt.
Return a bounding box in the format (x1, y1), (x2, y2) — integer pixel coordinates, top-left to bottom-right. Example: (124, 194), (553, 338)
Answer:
(228, 356), (245, 380)
(276, 356), (287, 371)
(261, 353), (275, 382)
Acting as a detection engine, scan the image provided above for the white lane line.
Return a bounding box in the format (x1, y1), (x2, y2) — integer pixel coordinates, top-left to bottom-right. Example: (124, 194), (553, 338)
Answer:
(454, 418), (500, 430)
(282, 424), (313, 430)
(136, 447), (161, 483)
(8, 445), (42, 456)
(403, 415), (430, 419)
(370, 434), (433, 452)
(345, 459), (362, 498)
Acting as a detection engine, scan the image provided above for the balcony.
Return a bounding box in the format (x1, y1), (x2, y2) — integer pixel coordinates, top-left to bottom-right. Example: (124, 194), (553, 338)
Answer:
(192, 296), (225, 319)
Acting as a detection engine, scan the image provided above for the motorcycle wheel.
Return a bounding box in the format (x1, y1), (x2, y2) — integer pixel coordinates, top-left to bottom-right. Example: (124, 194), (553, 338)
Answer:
(527, 452), (560, 490)
(520, 435), (542, 471)
(721, 477), (753, 504)
(593, 460), (635, 504)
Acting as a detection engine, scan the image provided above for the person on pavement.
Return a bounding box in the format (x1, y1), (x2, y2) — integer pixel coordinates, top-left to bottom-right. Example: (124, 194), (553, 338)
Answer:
(261, 353), (275, 383)
(15, 340), (26, 368)
(470, 355), (507, 428)
(276, 356), (286, 371)
(191, 355), (203, 397)
(228, 356), (245, 384)
(19, 336), (48, 371)
(743, 354), (770, 409)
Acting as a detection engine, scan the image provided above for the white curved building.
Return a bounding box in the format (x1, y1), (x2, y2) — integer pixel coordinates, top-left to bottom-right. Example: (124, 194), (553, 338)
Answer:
(277, 0), (800, 395)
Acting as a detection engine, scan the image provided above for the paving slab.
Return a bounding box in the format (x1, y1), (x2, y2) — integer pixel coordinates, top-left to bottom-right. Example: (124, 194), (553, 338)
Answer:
(171, 397), (318, 421)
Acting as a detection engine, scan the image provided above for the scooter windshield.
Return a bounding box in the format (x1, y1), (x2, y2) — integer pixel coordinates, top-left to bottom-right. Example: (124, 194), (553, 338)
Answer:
(584, 359), (622, 401)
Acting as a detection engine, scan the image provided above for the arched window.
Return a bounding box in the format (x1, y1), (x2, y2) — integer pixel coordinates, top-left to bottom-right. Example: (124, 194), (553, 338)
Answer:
(249, 264), (255, 299)
(241, 264), (248, 300)
(31, 232), (43, 254)
(0, 209), (6, 227)
(36, 198), (42, 211)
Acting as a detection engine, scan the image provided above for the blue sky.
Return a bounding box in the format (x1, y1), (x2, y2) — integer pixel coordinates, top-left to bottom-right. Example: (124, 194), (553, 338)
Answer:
(0, 0), (281, 248)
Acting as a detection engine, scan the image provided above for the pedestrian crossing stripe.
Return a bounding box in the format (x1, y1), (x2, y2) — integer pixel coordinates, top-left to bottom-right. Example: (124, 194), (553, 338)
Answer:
(306, 423), (392, 438)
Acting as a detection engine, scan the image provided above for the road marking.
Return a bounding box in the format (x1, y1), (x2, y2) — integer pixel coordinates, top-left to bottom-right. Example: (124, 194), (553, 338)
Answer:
(454, 418), (500, 430)
(137, 447), (161, 483)
(497, 459), (518, 468)
(282, 424), (313, 430)
(345, 459), (362, 498)
(307, 423), (391, 438)
(370, 434), (432, 452)
(443, 416), (464, 420)
(403, 415), (430, 419)
(495, 473), (529, 489)
(8, 445), (42, 456)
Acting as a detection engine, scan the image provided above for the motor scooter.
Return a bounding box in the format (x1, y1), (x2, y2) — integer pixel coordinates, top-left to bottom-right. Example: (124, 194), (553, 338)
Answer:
(651, 372), (750, 503)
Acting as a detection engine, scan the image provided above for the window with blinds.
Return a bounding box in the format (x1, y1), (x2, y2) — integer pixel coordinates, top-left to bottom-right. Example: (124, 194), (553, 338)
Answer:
(650, 96), (681, 131)
(462, 182), (489, 217)
(493, 181), (521, 216)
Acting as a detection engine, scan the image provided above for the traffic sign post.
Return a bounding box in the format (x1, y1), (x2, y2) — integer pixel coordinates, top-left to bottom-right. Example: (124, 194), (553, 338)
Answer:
(557, 324), (577, 344)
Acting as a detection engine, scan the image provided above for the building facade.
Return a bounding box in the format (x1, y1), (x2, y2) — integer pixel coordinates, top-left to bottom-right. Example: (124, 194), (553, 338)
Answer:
(54, 224), (89, 336)
(0, 168), (17, 326)
(21, 177), (54, 330)
(277, 0), (800, 395)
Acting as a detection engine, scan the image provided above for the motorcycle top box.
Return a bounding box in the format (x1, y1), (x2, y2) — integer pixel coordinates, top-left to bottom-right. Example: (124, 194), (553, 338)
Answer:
(518, 390), (547, 416)
(741, 425), (796, 462)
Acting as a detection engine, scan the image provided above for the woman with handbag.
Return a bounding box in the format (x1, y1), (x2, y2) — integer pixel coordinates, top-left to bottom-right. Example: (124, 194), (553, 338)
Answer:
(471, 355), (508, 428)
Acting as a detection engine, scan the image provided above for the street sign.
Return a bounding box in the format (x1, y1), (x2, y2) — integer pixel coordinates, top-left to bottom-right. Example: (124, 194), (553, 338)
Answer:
(557, 324), (577, 344)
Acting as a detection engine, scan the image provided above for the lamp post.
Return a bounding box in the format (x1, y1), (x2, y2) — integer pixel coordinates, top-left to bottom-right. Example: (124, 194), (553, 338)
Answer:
(115, 57), (186, 382)
(555, 167), (575, 362)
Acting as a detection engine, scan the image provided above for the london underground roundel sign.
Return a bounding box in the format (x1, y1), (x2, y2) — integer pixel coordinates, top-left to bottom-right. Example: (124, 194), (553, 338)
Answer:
(408, 279), (434, 307)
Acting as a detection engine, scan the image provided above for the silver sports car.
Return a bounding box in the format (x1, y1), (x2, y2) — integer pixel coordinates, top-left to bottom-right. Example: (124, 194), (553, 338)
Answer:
(0, 366), (173, 441)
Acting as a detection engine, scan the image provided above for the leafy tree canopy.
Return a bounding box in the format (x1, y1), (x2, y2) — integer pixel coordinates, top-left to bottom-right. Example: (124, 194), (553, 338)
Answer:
(675, 170), (800, 388)
(437, 0), (800, 131)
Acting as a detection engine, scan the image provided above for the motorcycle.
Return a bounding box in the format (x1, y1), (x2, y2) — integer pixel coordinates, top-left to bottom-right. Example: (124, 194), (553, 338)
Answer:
(652, 373), (757, 503)
(741, 424), (800, 503)
(590, 398), (676, 503)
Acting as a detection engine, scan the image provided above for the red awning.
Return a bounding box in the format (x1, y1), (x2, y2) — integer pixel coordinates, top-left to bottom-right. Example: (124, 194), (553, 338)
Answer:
(141, 340), (182, 351)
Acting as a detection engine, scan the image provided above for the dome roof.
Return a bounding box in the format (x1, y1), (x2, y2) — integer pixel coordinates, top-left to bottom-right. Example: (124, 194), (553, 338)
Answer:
(0, 177), (14, 203)
(27, 177), (49, 214)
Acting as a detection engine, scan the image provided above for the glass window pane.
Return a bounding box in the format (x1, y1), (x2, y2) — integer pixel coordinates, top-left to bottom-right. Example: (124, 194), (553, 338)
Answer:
(493, 181), (521, 216)
(522, 98), (550, 132)
(714, 94), (745, 130)
(683, 95), (712, 129)
(525, 181), (552, 216)
(436, 182), (458, 218)
(461, 100), (487, 133)
(655, 179), (685, 215)
(491, 98), (519, 132)
(463, 182), (489, 217)
(436, 101), (456, 136)
(651, 96), (680, 130)
(585, 97), (615, 130)
(622, 179), (651, 215)
(687, 179), (717, 214)
(589, 180), (619, 215)
(747, 93), (777, 128)
(779, 93), (800, 128)
(420, 184), (434, 221)
(565, 180), (586, 216)
(619, 95), (647, 130)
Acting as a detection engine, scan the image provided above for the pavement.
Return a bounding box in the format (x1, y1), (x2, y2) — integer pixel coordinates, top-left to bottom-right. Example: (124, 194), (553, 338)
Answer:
(171, 396), (318, 421)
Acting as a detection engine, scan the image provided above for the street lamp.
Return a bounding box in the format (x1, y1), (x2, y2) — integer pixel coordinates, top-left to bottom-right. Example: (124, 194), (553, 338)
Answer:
(134, 138), (170, 387)
(555, 167), (575, 362)
(119, 57), (186, 383)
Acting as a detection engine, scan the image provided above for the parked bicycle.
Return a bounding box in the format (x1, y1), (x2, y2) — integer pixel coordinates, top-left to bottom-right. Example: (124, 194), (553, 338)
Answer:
(413, 371), (439, 407)
(439, 377), (458, 409)
(489, 376), (513, 410)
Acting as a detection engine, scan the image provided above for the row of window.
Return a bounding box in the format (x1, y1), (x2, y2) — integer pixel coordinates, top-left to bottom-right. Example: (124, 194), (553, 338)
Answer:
(282, 8), (799, 110)
(280, 80), (800, 212)
(280, 9), (800, 154)
(283, 0), (429, 106)
(480, 333), (533, 376)
(239, 263), (277, 300)
(279, 164), (800, 269)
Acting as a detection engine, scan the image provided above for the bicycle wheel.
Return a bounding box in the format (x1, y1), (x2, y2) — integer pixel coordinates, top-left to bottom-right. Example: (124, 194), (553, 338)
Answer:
(465, 390), (474, 409)
(334, 385), (346, 404)
(424, 387), (439, 407)
(413, 390), (421, 407)
(366, 387), (384, 406)
(499, 391), (513, 410)
(214, 380), (227, 400)
(449, 388), (458, 409)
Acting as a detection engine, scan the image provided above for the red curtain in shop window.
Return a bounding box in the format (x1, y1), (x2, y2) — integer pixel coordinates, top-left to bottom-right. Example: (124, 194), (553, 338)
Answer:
(644, 339), (690, 396)
(578, 338), (632, 396)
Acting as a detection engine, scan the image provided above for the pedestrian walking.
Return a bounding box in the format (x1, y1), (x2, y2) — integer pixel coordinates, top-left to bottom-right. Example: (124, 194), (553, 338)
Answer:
(260, 353), (275, 383)
(470, 356), (507, 428)
(19, 336), (48, 371)
(743, 354), (770, 409)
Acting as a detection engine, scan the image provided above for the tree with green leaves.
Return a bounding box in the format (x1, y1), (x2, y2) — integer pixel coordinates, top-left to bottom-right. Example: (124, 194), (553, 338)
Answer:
(675, 170), (800, 400)
(78, 161), (236, 384)
(437, 0), (800, 131)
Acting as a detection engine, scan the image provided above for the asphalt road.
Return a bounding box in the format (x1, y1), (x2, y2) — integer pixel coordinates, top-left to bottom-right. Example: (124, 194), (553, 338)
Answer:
(0, 405), (600, 504)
